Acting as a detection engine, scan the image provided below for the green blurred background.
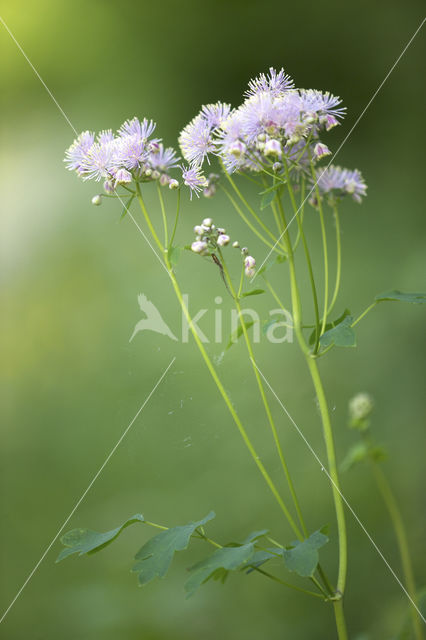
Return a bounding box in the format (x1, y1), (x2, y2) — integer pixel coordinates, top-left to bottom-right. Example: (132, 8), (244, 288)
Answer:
(1, 1), (425, 638)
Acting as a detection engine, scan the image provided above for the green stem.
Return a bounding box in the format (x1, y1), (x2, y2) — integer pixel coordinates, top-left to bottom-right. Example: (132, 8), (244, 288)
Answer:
(219, 250), (306, 539)
(156, 183), (168, 247)
(168, 188), (180, 249)
(352, 301), (378, 327)
(370, 463), (424, 640)
(310, 161), (330, 335)
(135, 183), (164, 253)
(220, 183), (286, 256)
(223, 168), (288, 249)
(277, 191), (349, 637)
(284, 163), (321, 353)
(328, 203), (342, 316)
(262, 277), (293, 328)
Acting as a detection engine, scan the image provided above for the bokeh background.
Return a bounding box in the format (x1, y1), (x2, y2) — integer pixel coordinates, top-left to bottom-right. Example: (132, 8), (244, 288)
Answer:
(1, 1), (425, 638)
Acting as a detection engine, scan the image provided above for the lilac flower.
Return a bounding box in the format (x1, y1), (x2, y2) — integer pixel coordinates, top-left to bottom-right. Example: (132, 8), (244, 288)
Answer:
(201, 102), (231, 128)
(97, 129), (114, 145)
(299, 89), (346, 127)
(148, 144), (180, 172)
(179, 113), (216, 166)
(64, 131), (95, 174)
(118, 117), (156, 140)
(313, 142), (331, 160)
(114, 168), (132, 186)
(114, 134), (148, 170)
(315, 165), (367, 202)
(79, 141), (117, 181)
(246, 67), (294, 98)
(181, 164), (207, 198)
(239, 92), (287, 142)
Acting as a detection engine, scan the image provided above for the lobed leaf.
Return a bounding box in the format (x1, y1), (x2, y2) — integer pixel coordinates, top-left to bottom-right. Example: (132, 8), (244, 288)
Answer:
(120, 194), (135, 219)
(282, 529), (329, 578)
(320, 315), (356, 348)
(375, 290), (426, 304)
(185, 543), (255, 598)
(308, 309), (351, 346)
(240, 289), (265, 298)
(132, 511), (215, 586)
(56, 514), (145, 563)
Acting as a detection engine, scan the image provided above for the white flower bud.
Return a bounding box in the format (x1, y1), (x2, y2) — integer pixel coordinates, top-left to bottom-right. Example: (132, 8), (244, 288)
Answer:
(232, 241), (240, 248)
(272, 162), (282, 172)
(202, 218), (213, 228)
(144, 168), (152, 177)
(244, 255), (256, 270)
(91, 195), (102, 206)
(264, 139), (282, 157)
(169, 179), (179, 189)
(217, 234), (230, 247)
(152, 170), (160, 180)
(241, 246), (248, 255)
(159, 174), (170, 187)
(194, 225), (204, 235)
(349, 393), (374, 422)
(229, 140), (246, 157)
(191, 240), (208, 255)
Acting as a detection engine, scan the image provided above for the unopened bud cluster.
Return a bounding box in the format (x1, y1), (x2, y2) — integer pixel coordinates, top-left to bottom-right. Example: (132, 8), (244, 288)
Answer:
(348, 392), (374, 430)
(191, 218), (230, 256)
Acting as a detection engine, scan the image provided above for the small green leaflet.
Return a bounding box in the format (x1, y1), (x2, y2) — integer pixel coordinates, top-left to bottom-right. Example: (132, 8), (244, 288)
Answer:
(185, 544), (255, 597)
(132, 511), (215, 586)
(309, 309), (350, 346)
(260, 190), (277, 210)
(282, 529), (329, 578)
(245, 548), (281, 573)
(375, 290), (426, 304)
(56, 514), (145, 563)
(240, 289), (265, 298)
(226, 320), (254, 350)
(167, 246), (182, 266)
(120, 194), (135, 219)
(320, 315), (356, 348)
(341, 443), (386, 472)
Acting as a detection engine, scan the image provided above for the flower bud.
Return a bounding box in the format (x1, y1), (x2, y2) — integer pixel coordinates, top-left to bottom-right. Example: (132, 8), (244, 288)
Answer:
(191, 240), (208, 255)
(103, 180), (115, 194)
(264, 139), (282, 157)
(169, 179), (179, 189)
(144, 168), (152, 177)
(159, 174), (170, 187)
(272, 162), (282, 173)
(241, 246), (248, 255)
(349, 393), (374, 430)
(91, 194), (102, 206)
(229, 140), (246, 157)
(152, 170), (161, 180)
(244, 255), (256, 270)
(202, 218), (213, 228)
(313, 143), (331, 160)
(114, 168), (132, 186)
(232, 241), (240, 248)
(203, 185), (216, 198)
(217, 234), (230, 247)
(194, 225), (204, 235)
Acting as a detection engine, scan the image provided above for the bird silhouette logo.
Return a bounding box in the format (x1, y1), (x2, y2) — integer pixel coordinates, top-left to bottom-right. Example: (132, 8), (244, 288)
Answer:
(129, 294), (178, 342)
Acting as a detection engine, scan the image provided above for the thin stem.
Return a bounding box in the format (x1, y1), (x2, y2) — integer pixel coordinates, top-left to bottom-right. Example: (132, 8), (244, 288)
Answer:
(333, 600), (349, 640)
(222, 168), (288, 248)
(220, 183), (286, 256)
(351, 301), (378, 327)
(284, 163), (321, 353)
(262, 277), (293, 328)
(237, 259), (245, 299)
(168, 188), (180, 249)
(156, 183), (168, 248)
(370, 463), (423, 640)
(135, 183), (164, 252)
(219, 250), (306, 539)
(328, 203), (342, 316)
(310, 161), (330, 335)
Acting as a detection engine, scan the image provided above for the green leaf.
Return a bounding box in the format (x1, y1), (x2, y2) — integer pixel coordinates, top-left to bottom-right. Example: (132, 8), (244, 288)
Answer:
(282, 529), (329, 578)
(226, 320), (254, 350)
(341, 443), (386, 472)
(308, 309), (351, 346)
(120, 194), (135, 219)
(56, 514), (144, 563)
(185, 543), (255, 598)
(240, 289), (265, 298)
(132, 512), (215, 586)
(260, 189), (276, 210)
(245, 548), (282, 573)
(375, 290), (426, 304)
(320, 315), (356, 348)
(167, 246), (182, 266)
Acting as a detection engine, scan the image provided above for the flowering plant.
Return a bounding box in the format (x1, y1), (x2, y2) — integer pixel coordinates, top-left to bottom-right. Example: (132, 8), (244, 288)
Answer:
(59, 68), (425, 639)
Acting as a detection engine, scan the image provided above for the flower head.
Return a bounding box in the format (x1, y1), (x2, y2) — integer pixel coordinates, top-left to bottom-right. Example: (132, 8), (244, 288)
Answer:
(64, 131), (95, 174)
(316, 165), (367, 203)
(181, 164), (208, 198)
(246, 67), (294, 98)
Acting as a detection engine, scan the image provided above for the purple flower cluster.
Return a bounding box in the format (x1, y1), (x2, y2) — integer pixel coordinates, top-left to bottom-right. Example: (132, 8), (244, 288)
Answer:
(315, 166), (367, 203)
(178, 67), (367, 202)
(64, 117), (180, 192)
